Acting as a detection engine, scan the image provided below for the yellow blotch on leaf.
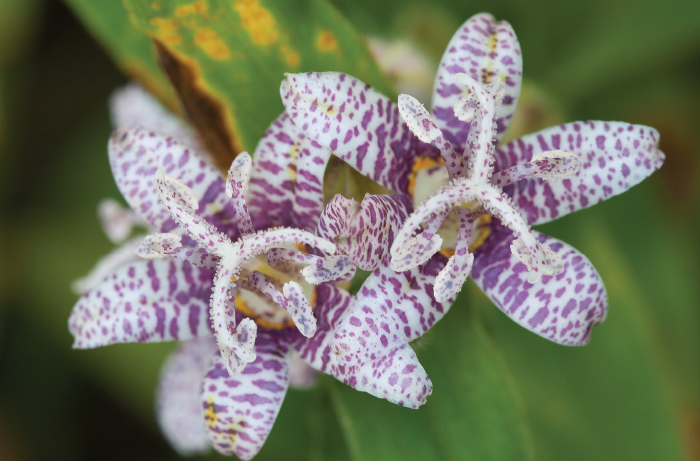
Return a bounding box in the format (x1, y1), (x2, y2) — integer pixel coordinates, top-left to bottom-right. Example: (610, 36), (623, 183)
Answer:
(195, 27), (231, 60)
(176, 0), (208, 16)
(283, 47), (300, 67)
(316, 30), (337, 52)
(234, 0), (279, 46)
(150, 18), (181, 44)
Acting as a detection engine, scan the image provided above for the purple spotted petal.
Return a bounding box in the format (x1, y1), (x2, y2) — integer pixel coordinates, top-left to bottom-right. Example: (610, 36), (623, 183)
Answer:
(332, 255), (449, 347)
(337, 342), (433, 408)
(247, 112), (331, 231)
(333, 256), (450, 352)
(432, 13), (522, 147)
(471, 228), (607, 345)
(290, 284), (431, 408)
(339, 194), (412, 271)
(496, 121), (665, 225)
(109, 127), (237, 239)
(281, 72), (415, 194)
(327, 256), (450, 407)
(157, 337), (218, 456)
(315, 194), (358, 243)
(69, 259), (214, 348)
(291, 134), (332, 232)
(110, 82), (204, 152)
(201, 331), (290, 459)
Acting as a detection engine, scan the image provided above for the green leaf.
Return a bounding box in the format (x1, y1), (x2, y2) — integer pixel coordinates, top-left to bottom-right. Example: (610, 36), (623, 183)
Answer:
(122, 0), (394, 169)
(64, 0), (178, 110)
(328, 290), (533, 461)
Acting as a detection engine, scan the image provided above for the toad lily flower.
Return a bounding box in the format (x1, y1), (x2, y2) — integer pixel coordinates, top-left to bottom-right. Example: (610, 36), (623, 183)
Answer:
(281, 11), (664, 365)
(145, 152), (351, 375)
(393, 75), (575, 296)
(70, 84), (430, 458)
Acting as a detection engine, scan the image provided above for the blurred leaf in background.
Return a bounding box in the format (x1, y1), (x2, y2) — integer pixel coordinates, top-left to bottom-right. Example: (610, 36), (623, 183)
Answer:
(0, 0), (698, 459)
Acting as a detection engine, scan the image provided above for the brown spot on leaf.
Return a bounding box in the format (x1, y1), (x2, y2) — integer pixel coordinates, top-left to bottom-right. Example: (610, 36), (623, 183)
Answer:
(153, 38), (241, 171)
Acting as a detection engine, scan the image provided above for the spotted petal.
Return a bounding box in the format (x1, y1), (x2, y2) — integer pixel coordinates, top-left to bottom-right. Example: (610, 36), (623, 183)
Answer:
(471, 228), (608, 346)
(291, 283), (432, 408)
(315, 194), (358, 243)
(69, 259), (214, 348)
(157, 337), (218, 456)
(201, 331), (290, 459)
(327, 255), (450, 407)
(109, 127), (237, 238)
(281, 72), (415, 194)
(332, 256), (450, 357)
(496, 121), (664, 225)
(431, 13), (522, 147)
(247, 112), (331, 231)
(338, 194), (412, 271)
(336, 342), (432, 408)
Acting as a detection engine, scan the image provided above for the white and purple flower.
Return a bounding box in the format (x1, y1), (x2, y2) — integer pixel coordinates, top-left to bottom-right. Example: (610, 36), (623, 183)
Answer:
(280, 12), (664, 391)
(70, 85), (431, 458)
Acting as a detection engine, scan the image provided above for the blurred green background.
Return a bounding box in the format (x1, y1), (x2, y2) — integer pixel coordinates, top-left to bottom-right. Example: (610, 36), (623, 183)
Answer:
(0, 0), (698, 459)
